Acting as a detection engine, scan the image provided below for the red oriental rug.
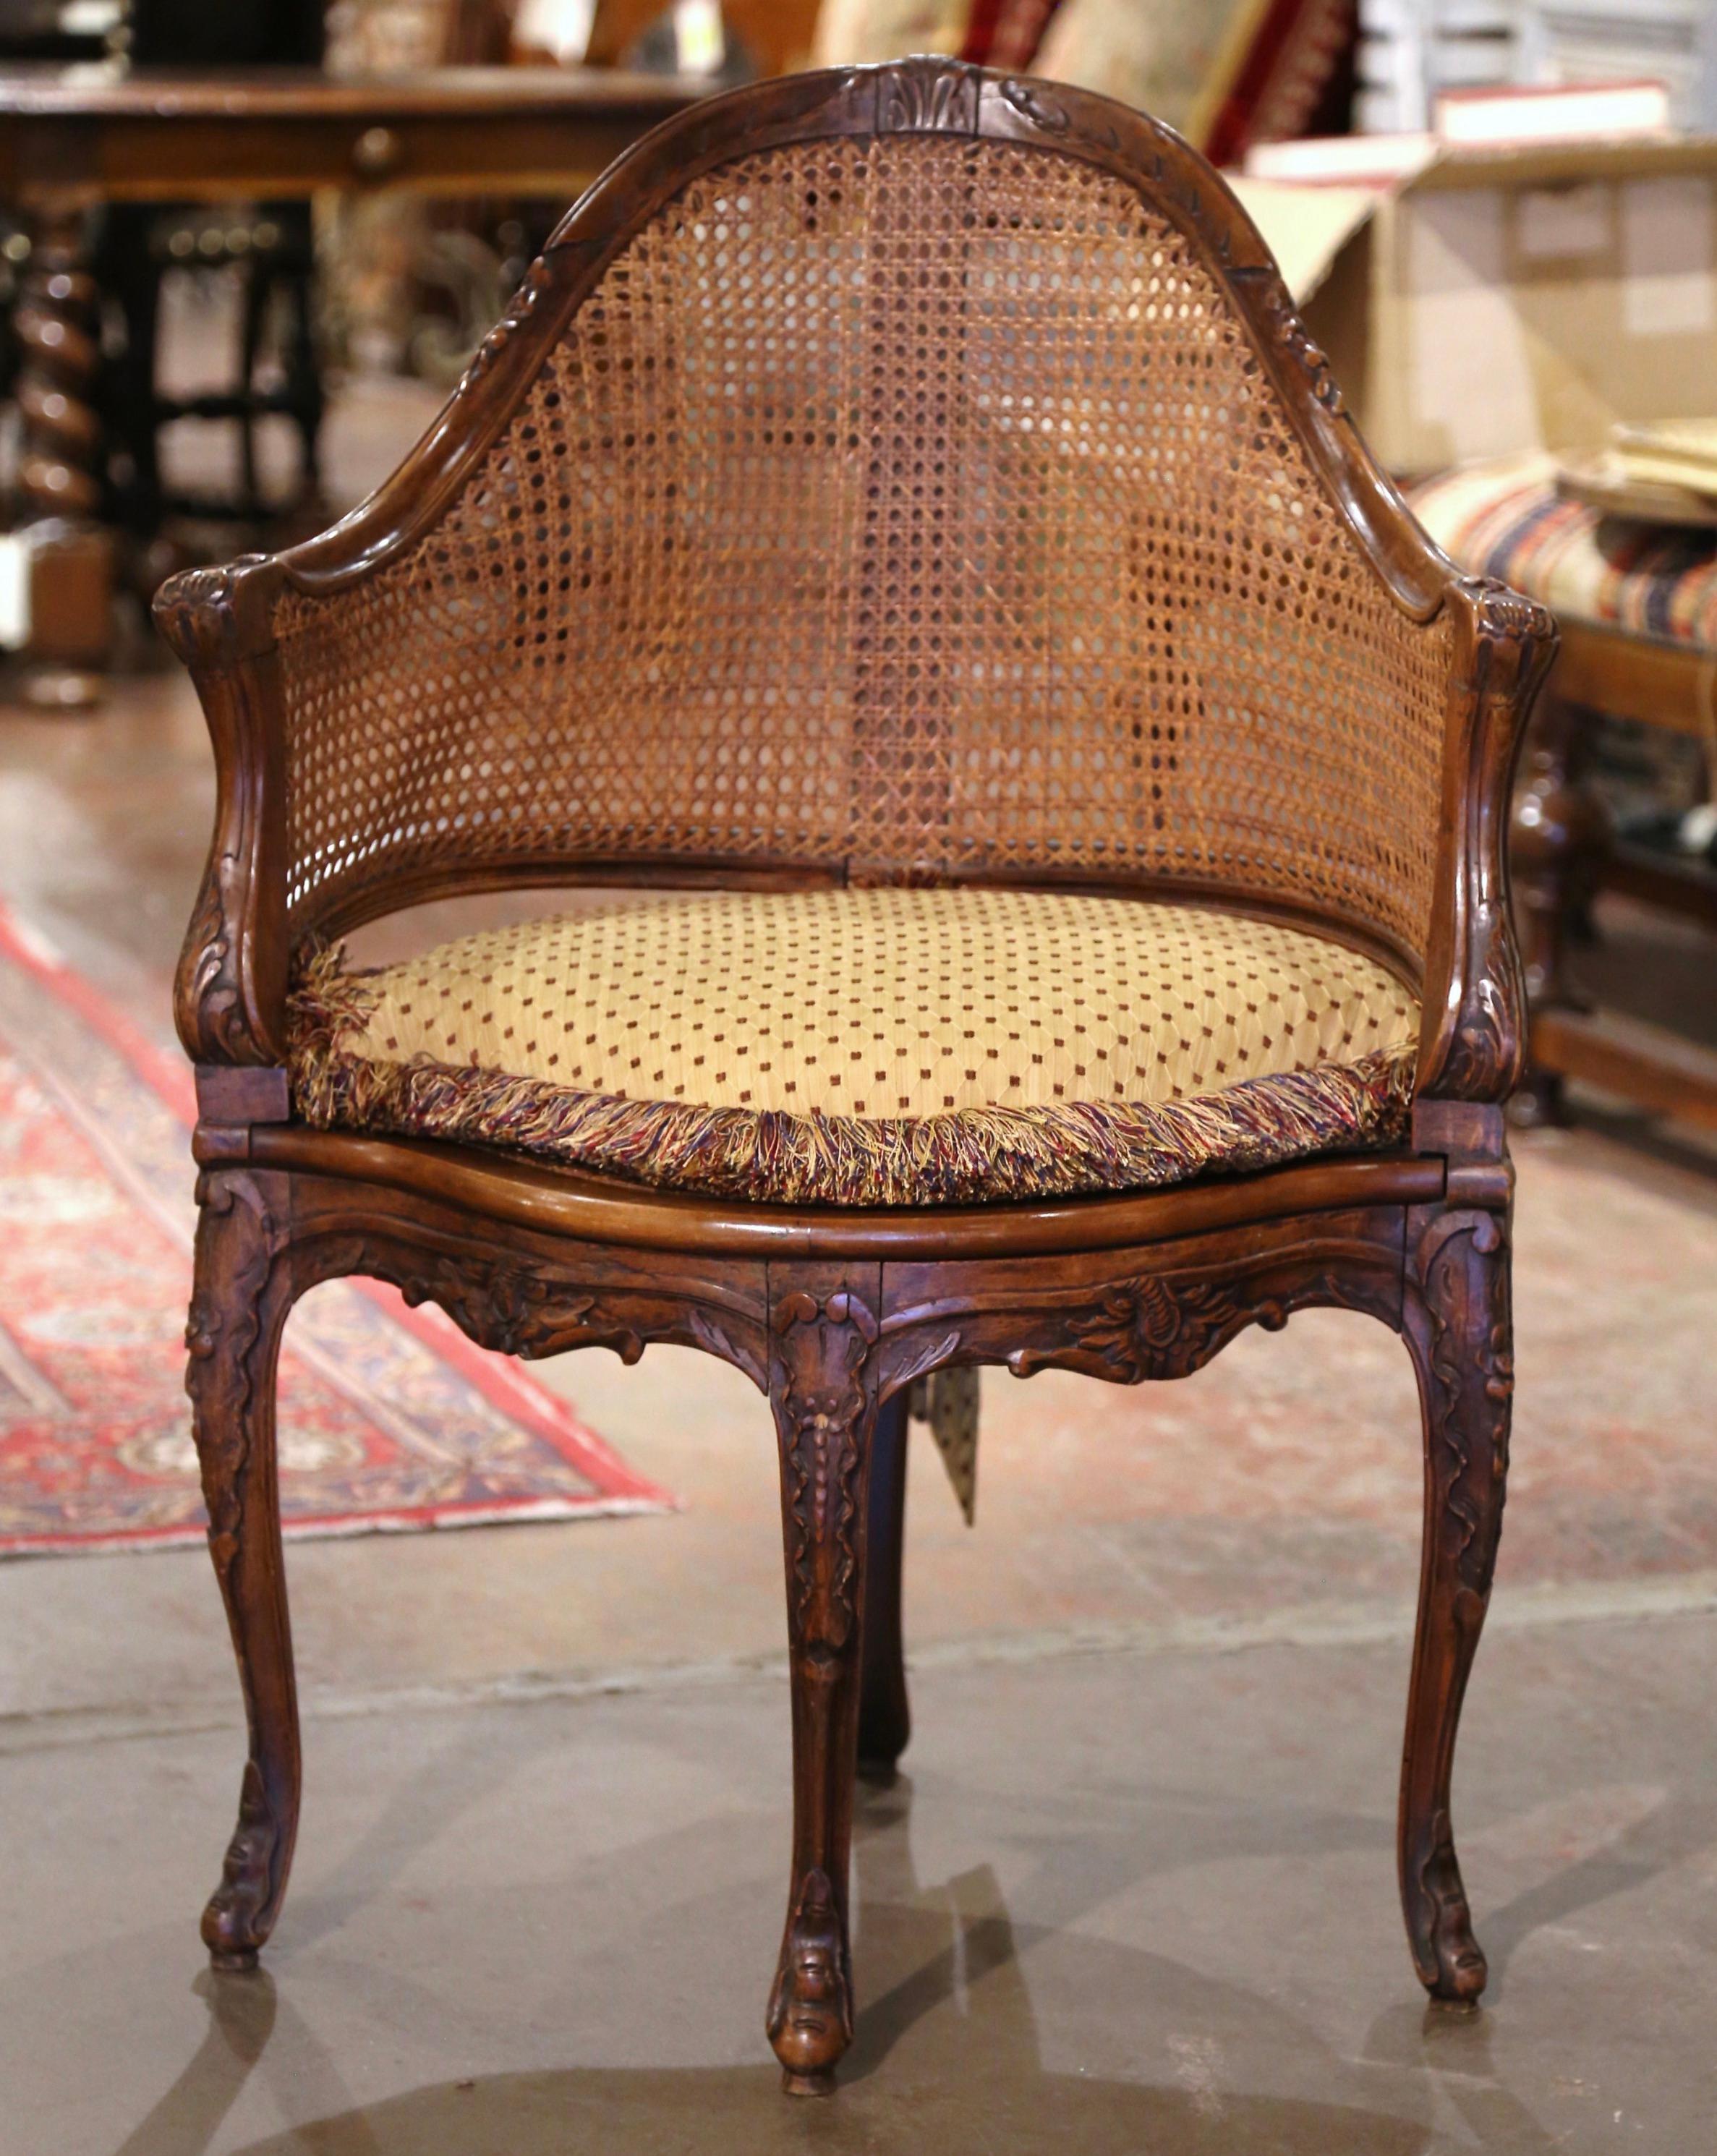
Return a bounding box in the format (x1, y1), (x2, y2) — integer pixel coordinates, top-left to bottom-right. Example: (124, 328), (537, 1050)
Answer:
(0, 900), (671, 1556)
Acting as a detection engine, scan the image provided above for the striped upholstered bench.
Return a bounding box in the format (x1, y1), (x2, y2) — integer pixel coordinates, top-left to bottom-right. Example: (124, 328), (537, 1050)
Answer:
(1411, 453), (1717, 649)
(1410, 453), (1717, 1131)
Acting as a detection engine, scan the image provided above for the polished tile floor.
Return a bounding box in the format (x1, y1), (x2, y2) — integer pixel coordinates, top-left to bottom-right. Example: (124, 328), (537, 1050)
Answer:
(7, 1614), (1717, 2152)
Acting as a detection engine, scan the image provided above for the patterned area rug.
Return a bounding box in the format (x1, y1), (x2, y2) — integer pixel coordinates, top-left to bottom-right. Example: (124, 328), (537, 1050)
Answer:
(0, 903), (670, 1556)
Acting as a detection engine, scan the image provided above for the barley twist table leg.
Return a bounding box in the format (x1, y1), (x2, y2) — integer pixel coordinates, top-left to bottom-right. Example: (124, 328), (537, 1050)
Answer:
(12, 199), (112, 707)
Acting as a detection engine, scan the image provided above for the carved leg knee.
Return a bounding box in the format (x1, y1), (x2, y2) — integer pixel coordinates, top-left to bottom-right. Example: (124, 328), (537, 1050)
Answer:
(765, 1267), (881, 2093)
(1399, 1205), (1512, 2003)
(858, 1392), (911, 1784)
(186, 1170), (300, 1972)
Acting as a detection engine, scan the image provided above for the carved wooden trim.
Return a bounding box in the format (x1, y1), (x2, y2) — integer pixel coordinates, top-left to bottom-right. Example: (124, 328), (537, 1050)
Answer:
(761, 1264), (883, 2085)
(997, 76), (1096, 144)
(252, 1129), (1446, 1261)
(1418, 575), (1559, 1104)
(172, 1125), (1514, 2059)
(882, 1325), (960, 1398)
(203, 1164), (774, 1409)
(1013, 1274), (1285, 1383)
(184, 1170), (287, 1589)
(178, 841), (274, 1066)
(158, 554), (293, 1070)
(877, 56), (979, 135)
(401, 1254), (636, 1361)
(767, 1865), (853, 2085)
(464, 252), (557, 384)
(388, 1245), (772, 1386)
(878, 1218), (1405, 1397)
(286, 1211), (770, 1392)
(184, 1167), (301, 1968)
(1397, 1190), (1513, 2002)
(1408, 1207), (1513, 1602)
(205, 1760), (283, 1971)
(770, 1278), (879, 1653)
(687, 1305), (769, 1392)
(153, 555), (286, 671)
(989, 78), (1221, 242)
(1010, 1258), (1384, 1380)
(1459, 572), (1556, 652)
(166, 629), (292, 1068)
(1229, 263), (1345, 416)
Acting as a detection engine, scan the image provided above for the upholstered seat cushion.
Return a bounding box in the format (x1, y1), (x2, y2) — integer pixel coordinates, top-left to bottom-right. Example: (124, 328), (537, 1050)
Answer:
(289, 890), (1419, 1208)
(1411, 452), (1717, 647)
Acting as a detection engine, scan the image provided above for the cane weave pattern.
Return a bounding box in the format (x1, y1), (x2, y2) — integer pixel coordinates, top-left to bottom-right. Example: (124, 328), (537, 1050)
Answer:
(272, 133), (1452, 970)
(289, 889), (1418, 1207)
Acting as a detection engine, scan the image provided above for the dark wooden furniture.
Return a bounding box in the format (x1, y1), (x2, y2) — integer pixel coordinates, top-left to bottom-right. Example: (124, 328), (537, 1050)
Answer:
(155, 58), (1554, 2095)
(1513, 618), (1717, 1131)
(98, 195), (325, 534)
(0, 0), (109, 63)
(583, 0), (822, 76)
(101, 2), (330, 541)
(0, 61), (702, 688)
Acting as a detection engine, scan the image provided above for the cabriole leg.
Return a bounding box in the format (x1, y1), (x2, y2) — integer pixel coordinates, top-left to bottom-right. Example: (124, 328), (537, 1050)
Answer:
(184, 1169), (299, 1972)
(1399, 1204), (1513, 2003)
(765, 1265), (882, 2095)
(858, 1390), (911, 1783)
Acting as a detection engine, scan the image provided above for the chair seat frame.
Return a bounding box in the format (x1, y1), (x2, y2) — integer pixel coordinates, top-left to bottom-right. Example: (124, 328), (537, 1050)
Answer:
(160, 56), (1555, 2095)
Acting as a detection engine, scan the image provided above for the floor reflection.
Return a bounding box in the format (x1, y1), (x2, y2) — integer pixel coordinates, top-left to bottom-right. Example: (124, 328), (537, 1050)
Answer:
(113, 1968), (278, 2156)
(116, 1773), (1483, 2156)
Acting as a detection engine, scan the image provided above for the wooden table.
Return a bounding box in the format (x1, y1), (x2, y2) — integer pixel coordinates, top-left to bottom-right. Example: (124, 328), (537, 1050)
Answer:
(0, 64), (706, 694)
(1513, 618), (1717, 1133)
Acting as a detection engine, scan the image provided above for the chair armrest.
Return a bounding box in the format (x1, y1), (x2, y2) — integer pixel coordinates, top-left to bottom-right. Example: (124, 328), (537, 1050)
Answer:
(154, 555), (294, 1068)
(1415, 573), (1559, 1107)
(155, 540), (1559, 1102)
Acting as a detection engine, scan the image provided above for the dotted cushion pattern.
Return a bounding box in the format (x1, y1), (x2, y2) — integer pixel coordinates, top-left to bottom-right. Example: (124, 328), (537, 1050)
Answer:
(272, 132), (1452, 978)
(290, 890), (1419, 1207)
(1412, 453), (1717, 649)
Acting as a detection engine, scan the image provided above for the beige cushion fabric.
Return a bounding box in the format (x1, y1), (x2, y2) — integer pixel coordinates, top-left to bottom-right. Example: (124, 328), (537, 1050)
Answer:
(329, 889), (1413, 1115)
(291, 890), (1418, 1207)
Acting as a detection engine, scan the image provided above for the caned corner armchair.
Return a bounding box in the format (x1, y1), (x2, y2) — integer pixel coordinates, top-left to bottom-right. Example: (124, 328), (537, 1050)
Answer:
(155, 56), (1555, 2095)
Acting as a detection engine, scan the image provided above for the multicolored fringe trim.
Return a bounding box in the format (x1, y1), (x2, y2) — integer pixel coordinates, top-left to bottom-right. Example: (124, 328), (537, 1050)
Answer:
(288, 947), (1416, 1210)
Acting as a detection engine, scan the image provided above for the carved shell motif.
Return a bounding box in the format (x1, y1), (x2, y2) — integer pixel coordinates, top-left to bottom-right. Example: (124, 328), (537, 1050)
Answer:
(1012, 1277), (1285, 1383)
(1460, 573), (1556, 649)
(877, 57), (979, 134)
(153, 554), (273, 669)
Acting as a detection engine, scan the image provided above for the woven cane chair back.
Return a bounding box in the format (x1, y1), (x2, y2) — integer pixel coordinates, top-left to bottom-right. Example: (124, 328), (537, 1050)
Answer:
(273, 85), (1452, 975)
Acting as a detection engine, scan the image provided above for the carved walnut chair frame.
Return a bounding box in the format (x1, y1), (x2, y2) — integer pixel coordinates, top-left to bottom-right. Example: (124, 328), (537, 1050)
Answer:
(157, 59), (1555, 2095)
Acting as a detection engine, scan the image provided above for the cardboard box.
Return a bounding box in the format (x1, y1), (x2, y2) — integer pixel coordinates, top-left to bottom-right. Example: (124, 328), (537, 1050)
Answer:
(1231, 136), (1717, 479)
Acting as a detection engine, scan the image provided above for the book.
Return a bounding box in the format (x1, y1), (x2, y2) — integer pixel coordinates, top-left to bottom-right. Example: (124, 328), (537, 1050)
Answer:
(1433, 79), (1674, 145)
(1613, 418), (1717, 498)
(1243, 132), (1436, 185)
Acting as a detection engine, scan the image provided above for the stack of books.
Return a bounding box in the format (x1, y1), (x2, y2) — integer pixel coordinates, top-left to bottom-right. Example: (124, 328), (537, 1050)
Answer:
(1610, 419), (1717, 502)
